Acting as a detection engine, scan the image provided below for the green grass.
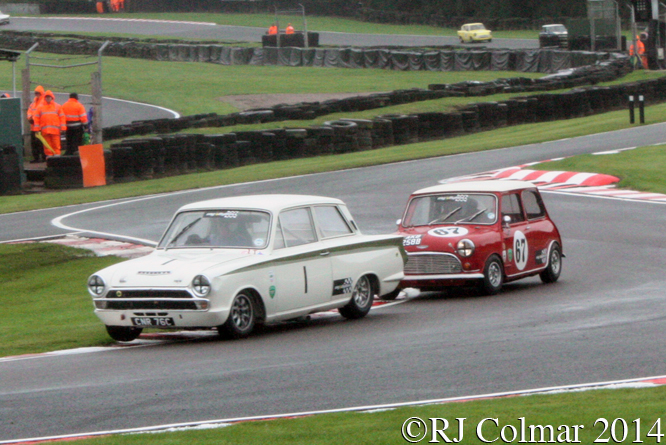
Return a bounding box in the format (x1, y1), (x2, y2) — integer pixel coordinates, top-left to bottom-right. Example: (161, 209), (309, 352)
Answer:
(0, 243), (122, 356)
(0, 52), (542, 116)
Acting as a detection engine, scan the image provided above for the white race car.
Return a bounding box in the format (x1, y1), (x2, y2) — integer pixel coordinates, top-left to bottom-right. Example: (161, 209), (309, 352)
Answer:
(88, 194), (406, 341)
(0, 10), (10, 26)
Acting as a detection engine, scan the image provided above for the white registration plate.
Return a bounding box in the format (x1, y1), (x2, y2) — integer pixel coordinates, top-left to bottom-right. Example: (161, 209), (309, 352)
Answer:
(131, 317), (175, 327)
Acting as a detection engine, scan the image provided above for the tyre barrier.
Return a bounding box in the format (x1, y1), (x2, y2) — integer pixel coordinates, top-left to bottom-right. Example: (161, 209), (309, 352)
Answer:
(43, 151), (112, 189)
(0, 145), (22, 196)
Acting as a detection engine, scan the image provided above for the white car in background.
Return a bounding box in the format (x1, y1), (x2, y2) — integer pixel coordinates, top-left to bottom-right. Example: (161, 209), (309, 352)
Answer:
(0, 10), (10, 25)
(88, 194), (406, 342)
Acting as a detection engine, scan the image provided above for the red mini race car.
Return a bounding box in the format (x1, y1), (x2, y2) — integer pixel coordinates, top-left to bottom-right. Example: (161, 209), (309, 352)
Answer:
(390, 180), (563, 296)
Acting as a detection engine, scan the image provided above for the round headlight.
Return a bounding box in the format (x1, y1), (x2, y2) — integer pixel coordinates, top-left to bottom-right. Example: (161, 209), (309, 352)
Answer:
(456, 239), (475, 257)
(192, 275), (211, 296)
(88, 275), (106, 297)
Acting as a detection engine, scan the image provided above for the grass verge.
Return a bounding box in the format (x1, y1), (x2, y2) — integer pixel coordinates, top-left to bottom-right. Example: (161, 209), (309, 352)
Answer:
(0, 243), (121, 357)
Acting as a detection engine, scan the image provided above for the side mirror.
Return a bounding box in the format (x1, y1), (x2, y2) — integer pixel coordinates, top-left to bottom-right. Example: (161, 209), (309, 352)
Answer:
(396, 219), (402, 226)
(502, 215), (511, 226)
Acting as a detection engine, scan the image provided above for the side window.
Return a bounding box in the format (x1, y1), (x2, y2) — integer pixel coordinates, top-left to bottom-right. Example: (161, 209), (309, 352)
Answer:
(277, 208), (317, 248)
(314, 206), (353, 238)
(501, 194), (525, 224)
(274, 219), (286, 249)
(522, 190), (546, 220)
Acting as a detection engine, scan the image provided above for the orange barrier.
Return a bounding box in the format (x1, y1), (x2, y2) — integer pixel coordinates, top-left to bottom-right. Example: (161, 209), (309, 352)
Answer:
(79, 144), (106, 187)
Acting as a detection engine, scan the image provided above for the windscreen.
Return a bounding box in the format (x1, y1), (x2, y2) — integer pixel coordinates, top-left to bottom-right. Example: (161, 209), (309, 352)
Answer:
(158, 210), (271, 249)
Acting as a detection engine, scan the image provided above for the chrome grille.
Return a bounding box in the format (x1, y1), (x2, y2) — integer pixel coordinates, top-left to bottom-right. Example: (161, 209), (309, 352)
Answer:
(405, 253), (462, 275)
(104, 300), (198, 310)
(105, 290), (192, 299)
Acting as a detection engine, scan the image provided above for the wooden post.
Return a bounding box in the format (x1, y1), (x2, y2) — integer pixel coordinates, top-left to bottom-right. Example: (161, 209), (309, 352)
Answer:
(91, 71), (103, 145)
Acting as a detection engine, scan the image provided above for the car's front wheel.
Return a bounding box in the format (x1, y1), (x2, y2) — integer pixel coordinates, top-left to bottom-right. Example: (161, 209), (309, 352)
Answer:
(106, 325), (142, 342)
(339, 275), (375, 319)
(219, 292), (256, 339)
(480, 255), (504, 295)
(540, 243), (562, 284)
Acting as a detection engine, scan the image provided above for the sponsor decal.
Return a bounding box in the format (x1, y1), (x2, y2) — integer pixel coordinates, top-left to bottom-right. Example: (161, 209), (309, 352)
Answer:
(428, 227), (469, 238)
(535, 248), (548, 265)
(403, 235), (423, 246)
(204, 211), (238, 219)
(137, 271), (171, 275)
(437, 194), (469, 203)
(269, 285), (276, 298)
(332, 278), (353, 296)
(513, 230), (528, 271)
(507, 248), (513, 262)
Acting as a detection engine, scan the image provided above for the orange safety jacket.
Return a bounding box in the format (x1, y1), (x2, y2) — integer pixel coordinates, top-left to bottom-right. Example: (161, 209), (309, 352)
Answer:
(35, 101), (66, 135)
(61, 98), (89, 128)
(27, 87), (45, 131)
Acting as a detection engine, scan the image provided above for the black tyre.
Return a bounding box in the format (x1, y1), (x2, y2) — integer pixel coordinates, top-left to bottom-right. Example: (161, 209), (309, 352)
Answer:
(540, 243), (562, 284)
(106, 325), (142, 342)
(219, 292), (256, 339)
(379, 287), (401, 301)
(339, 275), (375, 319)
(480, 255), (503, 295)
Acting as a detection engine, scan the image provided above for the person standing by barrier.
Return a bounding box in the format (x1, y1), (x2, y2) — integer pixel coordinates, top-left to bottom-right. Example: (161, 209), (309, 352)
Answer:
(27, 85), (45, 163)
(268, 23), (278, 35)
(286, 23), (295, 34)
(629, 35), (647, 69)
(34, 90), (66, 157)
(62, 92), (89, 156)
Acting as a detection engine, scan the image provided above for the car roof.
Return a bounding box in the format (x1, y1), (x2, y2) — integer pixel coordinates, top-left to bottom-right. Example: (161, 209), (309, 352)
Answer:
(177, 194), (345, 213)
(411, 180), (537, 195)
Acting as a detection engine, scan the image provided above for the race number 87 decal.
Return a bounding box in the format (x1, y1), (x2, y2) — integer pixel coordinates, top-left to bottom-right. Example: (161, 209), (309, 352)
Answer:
(513, 230), (528, 271)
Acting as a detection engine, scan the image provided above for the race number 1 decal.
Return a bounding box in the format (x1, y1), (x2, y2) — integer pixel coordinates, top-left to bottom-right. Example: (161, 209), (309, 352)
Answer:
(513, 230), (528, 271)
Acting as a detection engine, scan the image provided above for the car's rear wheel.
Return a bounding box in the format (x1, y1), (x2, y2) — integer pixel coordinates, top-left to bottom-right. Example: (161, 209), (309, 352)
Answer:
(480, 255), (504, 295)
(540, 243), (562, 284)
(106, 325), (142, 342)
(219, 291), (256, 339)
(339, 275), (375, 319)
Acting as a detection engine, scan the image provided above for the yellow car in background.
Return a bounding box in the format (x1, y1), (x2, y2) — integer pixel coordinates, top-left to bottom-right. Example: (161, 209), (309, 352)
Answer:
(457, 23), (492, 43)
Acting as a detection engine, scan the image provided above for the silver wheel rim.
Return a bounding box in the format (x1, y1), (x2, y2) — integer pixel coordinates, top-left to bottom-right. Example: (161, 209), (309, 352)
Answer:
(488, 262), (502, 288)
(550, 249), (561, 275)
(353, 276), (372, 308)
(231, 294), (253, 330)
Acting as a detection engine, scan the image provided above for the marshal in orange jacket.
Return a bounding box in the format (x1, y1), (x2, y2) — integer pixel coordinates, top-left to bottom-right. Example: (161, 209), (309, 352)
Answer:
(62, 97), (89, 128)
(34, 91), (66, 135)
